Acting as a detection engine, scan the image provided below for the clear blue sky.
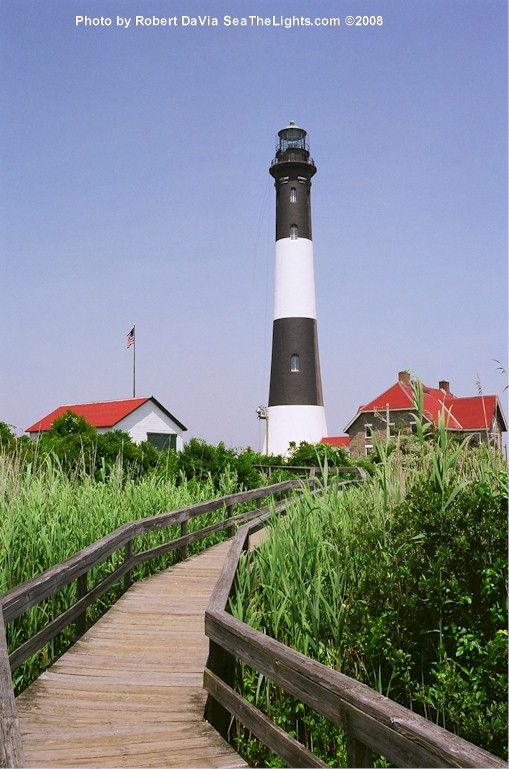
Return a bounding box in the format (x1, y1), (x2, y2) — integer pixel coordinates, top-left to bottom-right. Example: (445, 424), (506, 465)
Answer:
(1, 0), (507, 450)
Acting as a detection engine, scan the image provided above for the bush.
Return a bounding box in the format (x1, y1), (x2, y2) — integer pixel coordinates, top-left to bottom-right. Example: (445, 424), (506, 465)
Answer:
(345, 474), (508, 756)
(286, 440), (351, 467)
(175, 439), (265, 490)
(0, 421), (16, 449)
(230, 429), (508, 762)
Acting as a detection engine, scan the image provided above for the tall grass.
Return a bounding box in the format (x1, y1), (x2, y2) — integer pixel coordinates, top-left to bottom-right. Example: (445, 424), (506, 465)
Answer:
(0, 451), (241, 691)
(230, 417), (508, 764)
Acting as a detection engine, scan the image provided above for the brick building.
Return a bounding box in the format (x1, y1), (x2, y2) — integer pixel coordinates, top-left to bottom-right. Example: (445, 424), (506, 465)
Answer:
(344, 371), (507, 458)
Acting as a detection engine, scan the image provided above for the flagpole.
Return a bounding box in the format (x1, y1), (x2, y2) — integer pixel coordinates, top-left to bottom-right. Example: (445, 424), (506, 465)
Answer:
(132, 325), (136, 398)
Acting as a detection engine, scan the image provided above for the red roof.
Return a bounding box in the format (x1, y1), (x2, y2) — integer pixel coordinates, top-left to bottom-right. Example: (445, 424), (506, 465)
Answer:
(320, 436), (350, 448)
(26, 398), (152, 433)
(345, 378), (506, 433)
(446, 395), (499, 431)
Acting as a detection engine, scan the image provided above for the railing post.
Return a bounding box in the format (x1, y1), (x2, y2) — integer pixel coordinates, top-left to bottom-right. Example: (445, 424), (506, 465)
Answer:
(204, 639), (235, 738)
(180, 521), (188, 561)
(346, 734), (373, 768)
(0, 609), (25, 768)
(226, 504), (234, 539)
(76, 573), (88, 637)
(124, 540), (133, 591)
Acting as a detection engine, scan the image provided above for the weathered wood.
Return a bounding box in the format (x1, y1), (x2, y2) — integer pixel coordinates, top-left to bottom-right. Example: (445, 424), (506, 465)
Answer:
(16, 541), (247, 769)
(347, 734), (373, 768)
(205, 609), (506, 768)
(3, 481), (300, 677)
(204, 641), (235, 738)
(206, 525), (250, 615)
(255, 464), (366, 479)
(226, 504), (234, 539)
(204, 668), (328, 768)
(1, 480), (299, 623)
(123, 540), (133, 591)
(75, 572), (88, 636)
(9, 559), (133, 671)
(128, 500), (288, 572)
(1, 525), (133, 622)
(203, 526), (253, 738)
(0, 611), (24, 768)
(180, 520), (188, 561)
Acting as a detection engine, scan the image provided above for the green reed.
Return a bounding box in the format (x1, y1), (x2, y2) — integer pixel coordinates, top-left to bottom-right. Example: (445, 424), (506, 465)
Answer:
(0, 451), (242, 691)
(229, 430), (508, 765)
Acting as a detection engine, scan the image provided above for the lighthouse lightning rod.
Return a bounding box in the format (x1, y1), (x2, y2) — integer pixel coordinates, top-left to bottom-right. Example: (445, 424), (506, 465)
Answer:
(133, 326), (136, 398)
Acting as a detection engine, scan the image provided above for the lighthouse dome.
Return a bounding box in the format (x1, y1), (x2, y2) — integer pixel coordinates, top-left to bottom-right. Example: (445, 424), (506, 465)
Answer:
(278, 120), (306, 138)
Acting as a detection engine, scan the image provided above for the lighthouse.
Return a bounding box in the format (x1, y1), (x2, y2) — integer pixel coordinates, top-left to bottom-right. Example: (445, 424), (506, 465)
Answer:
(264, 122), (327, 455)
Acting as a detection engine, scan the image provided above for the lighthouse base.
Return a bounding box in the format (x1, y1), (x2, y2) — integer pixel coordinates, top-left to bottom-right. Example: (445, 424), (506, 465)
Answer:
(263, 405), (327, 456)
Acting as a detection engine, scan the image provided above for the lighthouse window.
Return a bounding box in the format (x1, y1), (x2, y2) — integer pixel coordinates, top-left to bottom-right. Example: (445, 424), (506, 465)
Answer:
(290, 354), (300, 372)
(290, 187), (297, 203)
(290, 224), (298, 240)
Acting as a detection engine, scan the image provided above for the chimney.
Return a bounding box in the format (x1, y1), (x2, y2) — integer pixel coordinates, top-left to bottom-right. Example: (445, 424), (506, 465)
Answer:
(439, 380), (450, 394)
(398, 371), (411, 386)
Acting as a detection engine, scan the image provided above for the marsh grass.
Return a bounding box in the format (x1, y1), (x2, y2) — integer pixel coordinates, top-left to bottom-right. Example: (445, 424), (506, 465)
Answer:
(229, 401), (508, 765)
(1, 451), (241, 691)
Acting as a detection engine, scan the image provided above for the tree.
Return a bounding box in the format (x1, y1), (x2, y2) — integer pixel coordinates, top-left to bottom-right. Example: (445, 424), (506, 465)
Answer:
(286, 441), (351, 467)
(0, 421), (16, 449)
(39, 410), (98, 474)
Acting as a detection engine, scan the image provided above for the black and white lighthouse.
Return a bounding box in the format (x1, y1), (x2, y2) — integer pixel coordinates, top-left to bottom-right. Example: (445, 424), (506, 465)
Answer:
(264, 122), (327, 454)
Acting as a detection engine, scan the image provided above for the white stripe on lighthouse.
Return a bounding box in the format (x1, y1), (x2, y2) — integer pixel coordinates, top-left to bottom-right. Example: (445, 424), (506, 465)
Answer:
(265, 405), (328, 456)
(273, 237), (316, 320)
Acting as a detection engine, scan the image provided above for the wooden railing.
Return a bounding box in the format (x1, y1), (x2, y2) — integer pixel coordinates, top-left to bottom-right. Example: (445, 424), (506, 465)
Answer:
(204, 517), (508, 769)
(0, 479), (303, 768)
(255, 465), (367, 482)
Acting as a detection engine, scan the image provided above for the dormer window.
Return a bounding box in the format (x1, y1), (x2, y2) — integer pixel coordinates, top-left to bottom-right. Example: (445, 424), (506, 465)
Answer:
(290, 224), (298, 240)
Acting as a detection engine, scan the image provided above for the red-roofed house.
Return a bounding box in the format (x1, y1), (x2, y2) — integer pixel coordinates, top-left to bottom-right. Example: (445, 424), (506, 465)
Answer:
(26, 397), (187, 451)
(344, 371), (507, 457)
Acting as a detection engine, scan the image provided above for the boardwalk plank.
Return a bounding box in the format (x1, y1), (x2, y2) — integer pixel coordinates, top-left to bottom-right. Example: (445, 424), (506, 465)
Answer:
(16, 540), (247, 769)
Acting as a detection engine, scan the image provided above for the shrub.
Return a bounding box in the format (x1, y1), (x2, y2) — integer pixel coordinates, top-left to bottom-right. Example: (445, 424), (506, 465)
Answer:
(175, 439), (265, 490)
(230, 434), (508, 762)
(286, 440), (351, 467)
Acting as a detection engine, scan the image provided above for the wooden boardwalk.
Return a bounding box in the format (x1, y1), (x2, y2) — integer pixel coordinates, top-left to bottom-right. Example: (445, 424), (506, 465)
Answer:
(15, 540), (248, 768)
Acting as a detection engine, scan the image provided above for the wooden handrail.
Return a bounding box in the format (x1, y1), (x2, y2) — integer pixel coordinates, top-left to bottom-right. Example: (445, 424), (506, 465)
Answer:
(204, 518), (508, 769)
(1, 479), (300, 624)
(255, 464), (367, 482)
(0, 479), (303, 768)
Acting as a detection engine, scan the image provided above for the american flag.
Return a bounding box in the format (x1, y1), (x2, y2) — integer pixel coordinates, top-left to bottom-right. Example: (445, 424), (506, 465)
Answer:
(127, 327), (135, 348)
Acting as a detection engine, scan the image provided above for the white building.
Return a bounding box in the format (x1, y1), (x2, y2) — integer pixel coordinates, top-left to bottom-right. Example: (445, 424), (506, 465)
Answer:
(25, 396), (187, 450)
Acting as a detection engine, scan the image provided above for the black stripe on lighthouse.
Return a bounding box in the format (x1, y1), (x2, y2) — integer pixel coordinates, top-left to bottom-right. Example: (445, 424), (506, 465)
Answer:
(268, 317), (324, 406)
(274, 172), (313, 241)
